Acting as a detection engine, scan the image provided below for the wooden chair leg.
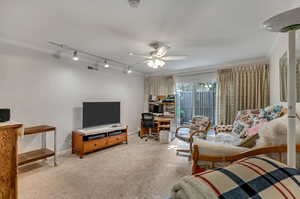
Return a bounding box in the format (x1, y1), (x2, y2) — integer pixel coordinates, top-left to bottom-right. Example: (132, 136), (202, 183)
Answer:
(192, 145), (199, 174)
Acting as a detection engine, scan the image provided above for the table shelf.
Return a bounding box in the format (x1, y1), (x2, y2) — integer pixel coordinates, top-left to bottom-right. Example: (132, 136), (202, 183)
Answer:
(18, 149), (55, 166)
(18, 125), (57, 166)
(24, 125), (56, 135)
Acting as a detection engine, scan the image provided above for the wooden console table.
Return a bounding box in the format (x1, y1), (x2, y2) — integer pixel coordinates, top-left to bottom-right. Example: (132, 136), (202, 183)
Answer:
(18, 125), (57, 167)
(0, 123), (23, 199)
(72, 126), (128, 158)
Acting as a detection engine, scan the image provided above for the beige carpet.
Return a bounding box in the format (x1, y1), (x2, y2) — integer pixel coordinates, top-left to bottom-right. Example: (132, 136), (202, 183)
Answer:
(18, 135), (191, 199)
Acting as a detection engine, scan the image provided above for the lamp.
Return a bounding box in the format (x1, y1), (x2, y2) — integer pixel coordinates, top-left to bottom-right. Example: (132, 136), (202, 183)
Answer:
(263, 6), (300, 168)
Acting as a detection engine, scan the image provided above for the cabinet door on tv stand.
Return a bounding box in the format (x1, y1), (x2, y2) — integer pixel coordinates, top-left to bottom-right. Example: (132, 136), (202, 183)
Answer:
(84, 138), (108, 153)
(107, 134), (126, 146)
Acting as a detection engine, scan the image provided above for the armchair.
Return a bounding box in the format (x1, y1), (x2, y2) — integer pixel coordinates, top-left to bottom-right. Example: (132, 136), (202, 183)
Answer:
(175, 116), (211, 157)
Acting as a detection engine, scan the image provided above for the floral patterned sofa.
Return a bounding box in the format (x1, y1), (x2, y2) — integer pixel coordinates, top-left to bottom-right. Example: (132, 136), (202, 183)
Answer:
(215, 104), (285, 139)
(192, 105), (287, 168)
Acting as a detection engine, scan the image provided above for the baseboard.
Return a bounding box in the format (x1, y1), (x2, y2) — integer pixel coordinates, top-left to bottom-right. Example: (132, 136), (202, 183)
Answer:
(58, 148), (72, 156)
(127, 131), (136, 136)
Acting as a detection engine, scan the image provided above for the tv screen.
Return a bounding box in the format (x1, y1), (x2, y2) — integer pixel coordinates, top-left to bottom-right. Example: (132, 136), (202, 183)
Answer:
(149, 104), (163, 113)
(82, 102), (120, 128)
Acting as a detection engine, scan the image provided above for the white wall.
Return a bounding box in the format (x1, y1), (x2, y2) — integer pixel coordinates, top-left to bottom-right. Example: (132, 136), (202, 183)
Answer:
(0, 41), (144, 153)
(269, 0), (300, 107)
(269, 34), (288, 105)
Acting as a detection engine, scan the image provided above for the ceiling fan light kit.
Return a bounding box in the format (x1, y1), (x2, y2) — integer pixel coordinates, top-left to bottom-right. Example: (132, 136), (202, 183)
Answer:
(146, 59), (165, 69)
(129, 41), (187, 69)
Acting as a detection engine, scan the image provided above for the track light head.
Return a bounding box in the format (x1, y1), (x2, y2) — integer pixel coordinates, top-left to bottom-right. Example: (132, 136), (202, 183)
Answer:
(104, 59), (110, 68)
(72, 51), (79, 61)
(127, 66), (132, 74)
(128, 0), (140, 8)
(87, 65), (99, 71)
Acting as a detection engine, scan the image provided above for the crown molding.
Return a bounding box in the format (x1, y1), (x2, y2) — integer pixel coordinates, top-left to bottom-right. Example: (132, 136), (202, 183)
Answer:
(147, 56), (269, 77)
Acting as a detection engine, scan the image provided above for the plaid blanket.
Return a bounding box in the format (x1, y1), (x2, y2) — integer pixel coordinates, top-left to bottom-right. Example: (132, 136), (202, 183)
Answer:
(171, 157), (300, 199)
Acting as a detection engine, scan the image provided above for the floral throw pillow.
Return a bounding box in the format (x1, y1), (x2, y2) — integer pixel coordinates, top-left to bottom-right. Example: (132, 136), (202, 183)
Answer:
(231, 109), (259, 137)
(258, 105), (283, 121)
(215, 125), (233, 133)
(232, 111), (253, 136)
(246, 121), (268, 136)
(232, 122), (248, 137)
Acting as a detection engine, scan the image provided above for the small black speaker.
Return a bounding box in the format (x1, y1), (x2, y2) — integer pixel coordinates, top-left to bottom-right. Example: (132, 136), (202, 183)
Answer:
(0, 109), (10, 122)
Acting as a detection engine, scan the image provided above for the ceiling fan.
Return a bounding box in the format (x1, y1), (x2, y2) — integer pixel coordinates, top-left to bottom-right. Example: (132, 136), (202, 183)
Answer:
(129, 42), (187, 69)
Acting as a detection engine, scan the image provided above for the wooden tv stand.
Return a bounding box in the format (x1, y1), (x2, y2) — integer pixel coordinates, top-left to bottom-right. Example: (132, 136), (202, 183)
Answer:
(72, 125), (128, 158)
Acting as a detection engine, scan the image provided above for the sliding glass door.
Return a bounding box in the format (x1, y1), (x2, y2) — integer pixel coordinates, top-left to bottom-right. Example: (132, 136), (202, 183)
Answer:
(176, 81), (217, 125)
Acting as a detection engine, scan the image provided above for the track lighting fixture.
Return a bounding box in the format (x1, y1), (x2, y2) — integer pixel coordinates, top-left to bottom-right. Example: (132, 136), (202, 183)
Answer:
(72, 51), (79, 61)
(104, 59), (110, 68)
(49, 41), (136, 74)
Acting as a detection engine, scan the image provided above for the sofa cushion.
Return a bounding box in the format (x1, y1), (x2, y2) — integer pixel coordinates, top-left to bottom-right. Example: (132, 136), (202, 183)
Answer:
(215, 124), (233, 133)
(193, 139), (249, 156)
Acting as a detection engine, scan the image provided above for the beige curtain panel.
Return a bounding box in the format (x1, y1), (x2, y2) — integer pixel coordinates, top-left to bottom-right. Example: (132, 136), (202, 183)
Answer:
(144, 76), (174, 96)
(217, 64), (270, 124)
(144, 76), (174, 111)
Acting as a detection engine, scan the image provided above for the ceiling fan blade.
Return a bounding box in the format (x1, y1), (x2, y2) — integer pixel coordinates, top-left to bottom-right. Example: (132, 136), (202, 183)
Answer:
(162, 56), (187, 61)
(128, 52), (151, 58)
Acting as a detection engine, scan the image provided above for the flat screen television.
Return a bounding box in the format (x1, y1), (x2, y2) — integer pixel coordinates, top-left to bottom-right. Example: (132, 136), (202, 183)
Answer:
(82, 102), (120, 128)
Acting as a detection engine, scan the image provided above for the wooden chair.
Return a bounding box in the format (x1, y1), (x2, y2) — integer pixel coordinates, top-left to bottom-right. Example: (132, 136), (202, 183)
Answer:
(176, 116), (211, 157)
(192, 144), (300, 173)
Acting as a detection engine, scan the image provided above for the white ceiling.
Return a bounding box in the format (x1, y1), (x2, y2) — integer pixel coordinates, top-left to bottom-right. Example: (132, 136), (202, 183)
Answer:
(0, 0), (296, 74)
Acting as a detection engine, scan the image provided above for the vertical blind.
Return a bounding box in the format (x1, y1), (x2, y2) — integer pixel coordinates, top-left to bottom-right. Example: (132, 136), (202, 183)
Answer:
(175, 72), (217, 125)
